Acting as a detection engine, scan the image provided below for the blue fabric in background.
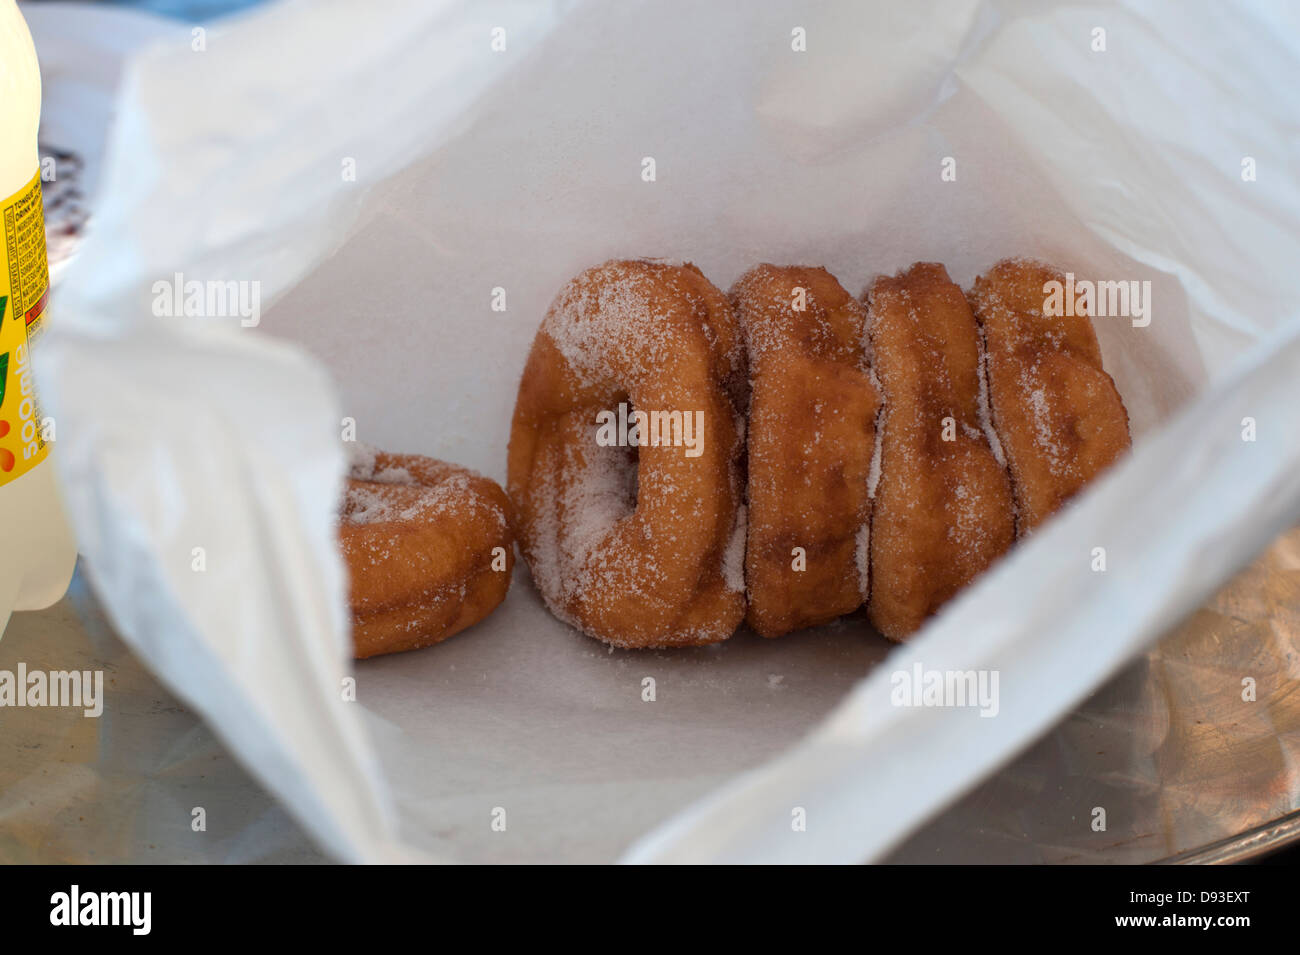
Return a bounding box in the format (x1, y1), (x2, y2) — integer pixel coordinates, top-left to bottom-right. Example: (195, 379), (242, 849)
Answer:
(25, 0), (267, 21)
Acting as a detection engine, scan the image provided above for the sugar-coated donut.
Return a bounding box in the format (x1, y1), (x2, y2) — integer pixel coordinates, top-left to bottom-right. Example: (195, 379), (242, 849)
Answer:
(341, 447), (514, 658)
(969, 258), (1131, 534)
(731, 264), (880, 638)
(507, 259), (747, 648)
(865, 263), (1016, 640)
(506, 255), (1133, 648)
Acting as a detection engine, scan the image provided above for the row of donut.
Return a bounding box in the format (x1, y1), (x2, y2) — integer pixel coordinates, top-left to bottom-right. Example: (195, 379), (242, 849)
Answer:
(504, 256), (1132, 648)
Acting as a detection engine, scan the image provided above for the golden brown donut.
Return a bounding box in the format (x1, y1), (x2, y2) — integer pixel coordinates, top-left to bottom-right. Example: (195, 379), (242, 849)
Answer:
(969, 258), (1131, 534)
(507, 259), (747, 648)
(865, 263), (1016, 640)
(731, 264), (880, 638)
(341, 447), (514, 658)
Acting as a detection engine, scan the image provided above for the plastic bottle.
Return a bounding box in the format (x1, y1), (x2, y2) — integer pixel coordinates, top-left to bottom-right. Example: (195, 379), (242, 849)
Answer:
(0, 0), (77, 639)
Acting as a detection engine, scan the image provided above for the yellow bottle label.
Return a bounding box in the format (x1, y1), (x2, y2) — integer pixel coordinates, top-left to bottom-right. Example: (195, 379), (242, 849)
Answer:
(0, 170), (51, 487)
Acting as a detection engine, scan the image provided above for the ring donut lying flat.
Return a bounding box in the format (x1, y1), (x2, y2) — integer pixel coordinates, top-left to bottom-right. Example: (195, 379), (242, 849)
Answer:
(507, 259), (748, 648)
(731, 264), (880, 638)
(341, 448), (514, 659)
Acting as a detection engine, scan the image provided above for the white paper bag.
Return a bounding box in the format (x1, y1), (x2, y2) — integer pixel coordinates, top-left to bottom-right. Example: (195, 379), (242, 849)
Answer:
(38, 0), (1300, 862)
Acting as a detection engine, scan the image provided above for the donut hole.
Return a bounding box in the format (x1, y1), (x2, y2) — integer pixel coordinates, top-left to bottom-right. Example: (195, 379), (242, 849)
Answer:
(621, 395), (640, 510)
(595, 396), (638, 513)
(592, 393), (640, 510)
(616, 442), (639, 512)
(564, 430), (639, 565)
